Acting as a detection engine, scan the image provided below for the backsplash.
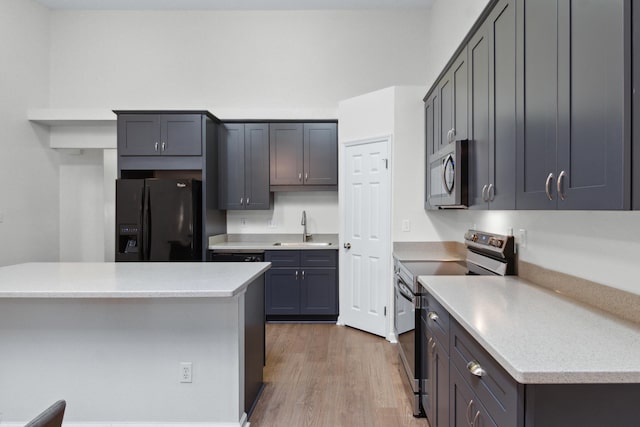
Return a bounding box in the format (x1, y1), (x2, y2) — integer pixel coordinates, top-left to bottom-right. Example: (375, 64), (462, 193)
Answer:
(226, 191), (339, 234)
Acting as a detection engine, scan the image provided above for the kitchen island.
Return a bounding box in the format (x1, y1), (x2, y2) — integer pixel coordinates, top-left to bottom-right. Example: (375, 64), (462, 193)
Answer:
(0, 262), (270, 427)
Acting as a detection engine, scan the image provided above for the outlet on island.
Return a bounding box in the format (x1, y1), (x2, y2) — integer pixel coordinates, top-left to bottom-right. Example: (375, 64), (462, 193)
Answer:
(180, 362), (192, 383)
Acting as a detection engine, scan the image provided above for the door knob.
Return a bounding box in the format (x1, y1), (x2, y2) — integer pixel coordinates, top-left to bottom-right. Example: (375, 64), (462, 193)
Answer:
(344, 243), (351, 249)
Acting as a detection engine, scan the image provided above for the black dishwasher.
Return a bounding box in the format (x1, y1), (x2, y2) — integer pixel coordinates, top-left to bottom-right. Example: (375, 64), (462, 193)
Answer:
(208, 251), (265, 262)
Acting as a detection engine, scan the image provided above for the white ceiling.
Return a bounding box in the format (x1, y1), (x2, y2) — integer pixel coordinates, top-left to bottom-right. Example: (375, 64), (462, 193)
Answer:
(34, 0), (434, 10)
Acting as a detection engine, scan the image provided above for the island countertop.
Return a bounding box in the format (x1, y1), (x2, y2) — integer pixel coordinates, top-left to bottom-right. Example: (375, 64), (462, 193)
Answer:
(419, 275), (640, 384)
(0, 262), (270, 298)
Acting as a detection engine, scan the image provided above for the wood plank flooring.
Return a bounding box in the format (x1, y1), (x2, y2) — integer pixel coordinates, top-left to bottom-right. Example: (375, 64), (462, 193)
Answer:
(249, 323), (431, 427)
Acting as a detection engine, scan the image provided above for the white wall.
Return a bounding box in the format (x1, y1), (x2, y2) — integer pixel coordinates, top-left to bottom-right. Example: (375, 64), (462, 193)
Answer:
(421, 0), (640, 295)
(44, 8), (432, 251)
(0, 0), (59, 267)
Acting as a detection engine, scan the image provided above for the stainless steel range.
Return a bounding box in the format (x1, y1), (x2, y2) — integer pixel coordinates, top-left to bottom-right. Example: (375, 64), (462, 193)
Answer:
(394, 230), (515, 417)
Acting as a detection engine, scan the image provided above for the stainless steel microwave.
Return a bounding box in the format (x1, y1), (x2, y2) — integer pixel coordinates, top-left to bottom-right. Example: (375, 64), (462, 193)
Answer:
(426, 140), (468, 209)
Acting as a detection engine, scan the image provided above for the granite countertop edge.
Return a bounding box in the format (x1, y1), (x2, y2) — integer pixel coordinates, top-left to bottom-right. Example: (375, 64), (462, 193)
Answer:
(419, 275), (640, 384)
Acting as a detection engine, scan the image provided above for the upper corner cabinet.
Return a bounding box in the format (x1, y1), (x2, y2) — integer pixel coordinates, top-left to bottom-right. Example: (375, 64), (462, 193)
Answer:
(116, 112), (204, 157)
(269, 122), (338, 191)
(516, 0), (630, 210)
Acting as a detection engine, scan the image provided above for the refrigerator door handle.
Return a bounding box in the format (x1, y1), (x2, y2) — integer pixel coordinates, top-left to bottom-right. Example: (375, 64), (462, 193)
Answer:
(142, 185), (151, 260)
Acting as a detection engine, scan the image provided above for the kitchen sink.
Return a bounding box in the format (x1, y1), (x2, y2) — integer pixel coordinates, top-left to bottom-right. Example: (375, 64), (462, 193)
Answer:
(273, 242), (332, 247)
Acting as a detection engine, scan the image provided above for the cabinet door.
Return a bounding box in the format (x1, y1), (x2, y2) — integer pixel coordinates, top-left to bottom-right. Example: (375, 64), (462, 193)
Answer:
(450, 366), (498, 427)
(438, 75), (453, 152)
(516, 0), (559, 209)
(117, 114), (161, 156)
(428, 338), (450, 427)
(487, 0), (516, 209)
(244, 123), (270, 210)
(469, 0), (516, 210)
(556, 0), (628, 209)
(270, 123), (304, 185)
(304, 123), (338, 185)
(218, 124), (245, 210)
(452, 47), (469, 142)
(300, 268), (337, 315)
(468, 22), (491, 209)
(265, 269), (300, 315)
(425, 93), (437, 158)
(160, 114), (202, 156)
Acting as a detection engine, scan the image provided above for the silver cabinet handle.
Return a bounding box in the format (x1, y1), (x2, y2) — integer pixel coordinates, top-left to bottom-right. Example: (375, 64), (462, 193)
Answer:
(155, 142), (159, 151)
(240, 197), (244, 205)
(298, 172), (302, 182)
(344, 243), (351, 249)
(467, 360), (486, 377)
(295, 270), (298, 280)
(557, 170), (567, 201)
(449, 128), (456, 142)
(305, 172), (308, 181)
(302, 270), (305, 280)
(481, 184), (488, 202)
(246, 197), (250, 205)
(427, 311), (439, 322)
(466, 399), (474, 426)
(161, 142), (166, 151)
(487, 184), (494, 202)
(431, 341), (436, 353)
(427, 337), (433, 346)
(545, 173), (554, 201)
(472, 411), (481, 427)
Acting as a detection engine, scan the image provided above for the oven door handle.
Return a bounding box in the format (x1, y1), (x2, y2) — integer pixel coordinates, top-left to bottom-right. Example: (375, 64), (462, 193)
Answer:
(396, 278), (416, 304)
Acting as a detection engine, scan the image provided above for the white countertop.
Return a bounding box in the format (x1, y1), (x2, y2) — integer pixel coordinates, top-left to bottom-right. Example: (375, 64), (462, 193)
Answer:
(0, 262), (270, 298)
(208, 233), (339, 251)
(419, 275), (640, 384)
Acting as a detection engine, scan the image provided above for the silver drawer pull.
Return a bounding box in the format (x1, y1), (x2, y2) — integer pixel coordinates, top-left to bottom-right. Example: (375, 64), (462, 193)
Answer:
(427, 311), (439, 322)
(466, 360), (486, 377)
(466, 399), (474, 425)
(545, 172), (554, 201)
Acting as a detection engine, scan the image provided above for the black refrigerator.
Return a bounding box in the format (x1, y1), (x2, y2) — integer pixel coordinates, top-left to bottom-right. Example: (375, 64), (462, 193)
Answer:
(115, 178), (202, 261)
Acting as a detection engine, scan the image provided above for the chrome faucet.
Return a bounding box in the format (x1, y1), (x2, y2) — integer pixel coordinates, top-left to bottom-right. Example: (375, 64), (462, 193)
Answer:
(301, 210), (312, 242)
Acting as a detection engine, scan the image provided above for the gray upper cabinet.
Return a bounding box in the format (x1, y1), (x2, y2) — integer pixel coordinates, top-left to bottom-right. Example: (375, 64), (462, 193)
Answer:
(304, 123), (338, 186)
(517, 0), (630, 209)
(468, 0), (516, 210)
(118, 113), (202, 157)
(218, 123), (271, 210)
(426, 48), (468, 157)
(270, 122), (338, 190)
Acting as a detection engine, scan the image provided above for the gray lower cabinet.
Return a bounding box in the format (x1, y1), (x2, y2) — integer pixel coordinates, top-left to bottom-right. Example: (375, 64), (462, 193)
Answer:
(117, 113), (203, 157)
(468, 0), (516, 210)
(425, 291), (640, 427)
(265, 250), (338, 320)
(425, 294), (451, 427)
(218, 123), (271, 210)
(270, 122), (337, 190)
(516, 0), (629, 209)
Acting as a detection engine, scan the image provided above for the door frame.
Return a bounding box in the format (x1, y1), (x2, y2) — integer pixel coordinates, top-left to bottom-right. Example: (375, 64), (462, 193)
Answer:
(337, 135), (394, 342)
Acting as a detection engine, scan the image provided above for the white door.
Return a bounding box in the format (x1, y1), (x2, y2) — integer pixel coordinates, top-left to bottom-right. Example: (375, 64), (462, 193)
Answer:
(340, 138), (391, 338)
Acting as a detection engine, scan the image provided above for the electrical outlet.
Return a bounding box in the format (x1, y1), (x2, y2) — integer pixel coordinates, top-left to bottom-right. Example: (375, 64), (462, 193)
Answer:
(240, 218), (247, 228)
(519, 229), (527, 248)
(180, 362), (192, 383)
(401, 219), (411, 232)
(267, 219), (277, 228)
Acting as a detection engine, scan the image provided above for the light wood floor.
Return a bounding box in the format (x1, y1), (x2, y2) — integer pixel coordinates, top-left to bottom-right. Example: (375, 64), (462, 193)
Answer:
(249, 323), (431, 427)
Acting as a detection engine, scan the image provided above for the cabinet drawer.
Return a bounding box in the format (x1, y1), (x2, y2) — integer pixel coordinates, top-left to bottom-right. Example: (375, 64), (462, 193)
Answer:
(265, 250), (300, 267)
(451, 320), (520, 427)
(426, 293), (450, 349)
(451, 364), (498, 427)
(301, 250), (337, 267)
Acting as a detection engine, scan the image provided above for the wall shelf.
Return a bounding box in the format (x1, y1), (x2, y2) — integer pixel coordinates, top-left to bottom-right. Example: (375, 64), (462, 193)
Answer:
(27, 108), (116, 126)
